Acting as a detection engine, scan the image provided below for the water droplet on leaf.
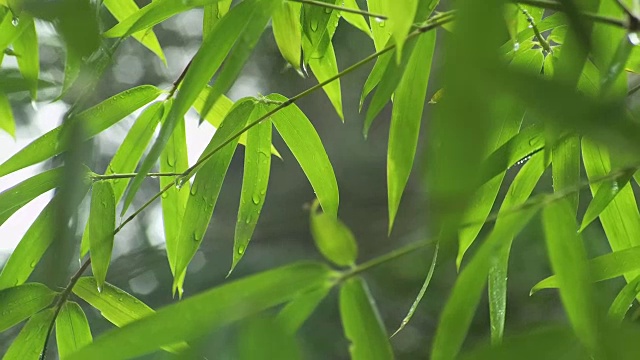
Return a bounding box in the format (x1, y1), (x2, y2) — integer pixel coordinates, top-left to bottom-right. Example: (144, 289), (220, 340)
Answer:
(11, 17), (18, 26)
(629, 32), (640, 46)
(513, 42), (520, 52)
(237, 246), (245, 255)
(252, 194), (260, 205)
(310, 19), (319, 32)
(161, 192), (168, 198)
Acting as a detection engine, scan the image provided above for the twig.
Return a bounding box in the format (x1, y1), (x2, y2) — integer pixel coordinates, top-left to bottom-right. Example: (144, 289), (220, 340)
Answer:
(516, 0), (628, 28)
(91, 172), (182, 181)
(288, 0), (388, 20)
(517, 5), (553, 52)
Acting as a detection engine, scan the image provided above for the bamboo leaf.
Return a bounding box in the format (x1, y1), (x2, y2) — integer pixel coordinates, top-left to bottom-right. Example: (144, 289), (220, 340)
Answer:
(340, 276), (394, 360)
(231, 107), (272, 274)
(310, 201), (357, 267)
(0, 91), (15, 137)
(542, 199), (599, 350)
(0, 85), (162, 179)
(498, 12), (567, 54)
(387, 30), (435, 233)
(12, 14), (38, 99)
(366, 0), (391, 51)
(272, 1), (302, 71)
(301, 0), (338, 64)
(203, 0), (232, 36)
(0, 283), (57, 332)
(0, 167), (62, 228)
(0, 69), (54, 94)
(579, 169), (634, 232)
(309, 41), (343, 121)
(237, 315), (301, 360)
(340, 0), (371, 37)
(3, 308), (54, 360)
(172, 99), (255, 296)
(360, 50), (392, 112)
(56, 301), (93, 359)
(276, 287), (330, 334)
(608, 274), (640, 323)
(89, 181), (116, 291)
(266, 93), (339, 217)
(551, 136), (581, 214)
(384, 0), (417, 62)
(67, 262), (336, 360)
(0, 9), (31, 52)
(103, 0), (166, 63)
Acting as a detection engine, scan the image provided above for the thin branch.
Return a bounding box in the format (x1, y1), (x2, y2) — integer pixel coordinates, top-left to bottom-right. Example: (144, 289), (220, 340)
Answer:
(516, 0), (628, 28)
(518, 5), (553, 52)
(91, 172), (182, 181)
(288, 0), (388, 20)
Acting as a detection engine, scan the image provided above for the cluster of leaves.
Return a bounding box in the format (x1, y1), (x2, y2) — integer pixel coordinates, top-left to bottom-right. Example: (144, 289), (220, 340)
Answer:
(4, 0), (640, 359)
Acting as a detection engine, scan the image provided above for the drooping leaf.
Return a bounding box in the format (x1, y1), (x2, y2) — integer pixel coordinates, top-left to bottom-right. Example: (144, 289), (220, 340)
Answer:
(231, 107), (272, 273)
(0, 9), (31, 52)
(171, 99), (255, 295)
(309, 41), (343, 121)
(387, 30), (435, 233)
(67, 262), (336, 360)
(300, 0), (338, 64)
(608, 274), (640, 323)
(89, 181), (116, 291)
(384, 0), (417, 62)
(341, 0), (372, 37)
(488, 154), (548, 344)
(0, 283), (57, 332)
(541, 199), (599, 351)
(3, 308), (54, 360)
(310, 200), (357, 267)
(276, 287), (331, 334)
(272, 1), (302, 71)
(122, 0), (262, 215)
(0, 85), (162, 178)
(203, 0), (232, 36)
(579, 168), (634, 232)
(56, 301), (93, 359)
(340, 276), (394, 360)
(551, 135), (581, 214)
(103, 0), (166, 63)
(360, 50), (392, 112)
(12, 14), (38, 99)
(366, 0), (391, 51)
(0, 167), (62, 228)
(0, 68), (54, 94)
(266, 93), (339, 217)
(0, 91), (15, 137)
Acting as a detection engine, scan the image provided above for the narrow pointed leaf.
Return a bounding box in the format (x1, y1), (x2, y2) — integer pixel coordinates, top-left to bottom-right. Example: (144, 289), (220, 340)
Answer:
(0, 85), (162, 178)
(387, 30), (435, 233)
(0, 283), (56, 332)
(385, 0), (417, 61)
(103, 0), (166, 63)
(276, 287), (330, 334)
(67, 262), (336, 360)
(341, 0), (371, 37)
(498, 13), (567, 54)
(579, 169), (634, 232)
(0, 10), (31, 51)
(272, 1), (302, 71)
(89, 181), (116, 290)
(360, 50), (392, 111)
(203, 0), (232, 36)
(237, 315), (301, 360)
(56, 301), (93, 359)
(61, 44), (81, 97)
(3, 308), (54, 360)
(552, 135), (581, 214)
(160, 101), (189, 275)
(123, 0), (259, 215)
(309, 42), (343, 121)
(0, 91), (15, 137)
(172, 100), (255, 295)
(340, 276), (394, 360)
(532, 244), (640, 292)
(431, 197), (541, 360)
(12, 14), (38, 99)
(310, 202), (357, 267)
(0, 167), (62, 227)
(231, 109), (271, 273)
(301, 0), (338, 64)
(266, 93), (339, 217)
(366, 0), (391, 51)
(608, 274), (640, 323)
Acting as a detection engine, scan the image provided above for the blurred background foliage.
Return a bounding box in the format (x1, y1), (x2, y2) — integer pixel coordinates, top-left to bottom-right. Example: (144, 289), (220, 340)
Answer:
(2, 0), (639, 358)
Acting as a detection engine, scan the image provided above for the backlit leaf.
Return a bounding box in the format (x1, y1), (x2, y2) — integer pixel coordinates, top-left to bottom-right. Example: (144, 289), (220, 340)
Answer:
(12, 14), (38, 99)
(301, 0), (338, 64)
(0, 91), (15, 137)
(384, 0), (417, 62)
(276, 287), (330, 334)
(0, 283), (56, 332)
(3, 308), (54, 360)
(579, 168), (634, 232)
(309, 41), (343, 120)
(310, 201), (357, 267)
(608, 274), (640, 323)
(89, 181), (116, 291)
(56, 301), (93, 359)
(551, 135), (581, 214)
(203, 0), (232, 36)
(272, 1), (302, 71)
(366, 0), (391, 51)
(341, 0), (371, 37)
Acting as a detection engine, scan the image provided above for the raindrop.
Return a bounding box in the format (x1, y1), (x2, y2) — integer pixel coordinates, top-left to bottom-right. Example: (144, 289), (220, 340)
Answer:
(237, 246), (245, 255)
(118, 297), (124, 302)
(166, 155), (175, 167)
(324, 7), (332, 14)
(310, 19), (319, 32)
(245, 216), (251, 224)
(528, 135), (541, 146)
(629, 32), (640, 46)
(260, 189), (266, 195)
(513, 42), (520, 52)
(30, 261), (36, 268)
(611, 181), (620, 194)
(11, 17), (18, 26)
(189, 186), (197, 196)
(375, 17), (384, 23)
(161, 192), (168, 199)
(193, 232), (202, 242)
(378, 20), (386, 28)
(97, 285), (103, 293)
(528, 24), (533, 29)
(252, 193), (260, 205)
(30, 100), (38, 111)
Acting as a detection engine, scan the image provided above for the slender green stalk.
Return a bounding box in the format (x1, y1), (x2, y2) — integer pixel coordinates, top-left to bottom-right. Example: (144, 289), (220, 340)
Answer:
(289, 0), (388, 20)
(516, 0), (628, 28)
(518, 5), (552, 52)
(91, 172), (182, 181)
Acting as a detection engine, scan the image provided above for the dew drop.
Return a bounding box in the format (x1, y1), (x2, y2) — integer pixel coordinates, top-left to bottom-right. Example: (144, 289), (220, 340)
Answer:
(166, 155), (175, 167)
(30, 100), (38, 111)
(528, 135), (541, 146)
(528, 24), (533, 29)
(97, 285), (103, 293)
(190, 186), (197, 196)
(310, 19), (319, 31)
(513, 42), (520, 52)
(245, 216), (251, 224)
(237, 246), (245, 255)
(252, 194), (260, 205)
(612, 181), (620, 194)
(324, 7), (332, 14)
(118, 297), (124, 302)
(193, 232), (202, 242)
(161, 192), (168, 199)
(629, 32), (640, 46)
(30, 261), (36, 268)
(11, 17), (18, 26)
(374, 17), (384, 23)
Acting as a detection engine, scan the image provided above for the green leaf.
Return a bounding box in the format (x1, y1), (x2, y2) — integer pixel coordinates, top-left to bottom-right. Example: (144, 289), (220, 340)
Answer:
(579, 168), (634, 232)
(366, 0), (391, 51)
(56, 301), (93, 359)
(0, 283), (57, 332)
(431, 197), (542, 359)
(122, 0), (262, 215)
(0, 69), (54, 95)
(339, 276), (394, 360)
(12, 14), (38, 99)
(3, 308), (55, 360)
(498, 12), (567, 54)
(532, 245), (640, 292)
(608, 274), (640, 323)
(387, 30), (435, 233)
(0, 91), (15, 137)
(266, 93), (339, 217)
(0, 10), (31, 52)
(0, 167), (62, 228)
(384, 0), (417, 62)
(488, 154), (548, 344)
(199, 0), (279, 121)
(61, 43), (81, 97)
(340, 0), (372, 37)
(272, 1), (302, 71)
(551, 135), (581, 214)
(203, 0), (232, 36)
(231, 108), (272, 273)
(172, 99), (255, 295)
(89, 181), (116, 291)
(159, 101), (189, 276)
(541, 199), (599, 350)
(80, 101), (164, 257)
(237, 315), (302, 360)
(67, 262), (336, 360)
(0, 85), (162, 179)
(309, 41), (343, 121)
(300, 0), (338, 64)
(360, 50), (392, 112)
(310, 200), (357, 267)
(276, 287), (330, 334)
(103, 0), (166, 63)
